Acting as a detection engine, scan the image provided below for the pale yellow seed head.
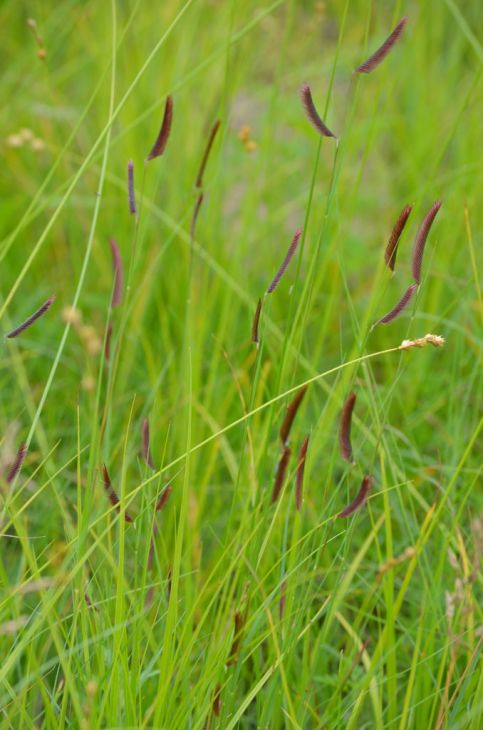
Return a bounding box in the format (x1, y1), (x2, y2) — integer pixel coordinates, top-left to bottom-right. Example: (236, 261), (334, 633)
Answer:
(62, 306), (82, 328)
(6, 134), (23, 148)
(31, 137), (46, 151)
(81, 375), (96, 392)
(238, 125), (251, 143)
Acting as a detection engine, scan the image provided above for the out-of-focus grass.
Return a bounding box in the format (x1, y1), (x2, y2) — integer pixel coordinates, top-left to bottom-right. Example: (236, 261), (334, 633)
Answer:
(0, 0), (481, 727)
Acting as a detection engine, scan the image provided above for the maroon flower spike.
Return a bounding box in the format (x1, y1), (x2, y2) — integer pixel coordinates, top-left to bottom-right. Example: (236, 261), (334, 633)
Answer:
(339, 475), (373, 518)
(385, 204), (413, 271)
(280, 385), (308, 446)
(6, 443), (27, 483)
(295, 435), (309, 511)
(267, 228), (302, 294)
(190, 192), (204, 241)
(251, 297), (262, 344)
(127, 160), (137, 216)
(195, 119), (221, 188)
(142, 418), (154, 469)
(271, 446), (291, 503)
(356, 17), (408, 74)
(109, 238), (124, 308)
(300, 84), (336, 138)
(155, 484), (172, 512)
(146, 95), (173, 161)
(375, 283), (418, 326)
(339, 392), (356, 464)
(6, 296), (55, 339)
(101, 464), (133, 522)
(412, 200), (442, 284)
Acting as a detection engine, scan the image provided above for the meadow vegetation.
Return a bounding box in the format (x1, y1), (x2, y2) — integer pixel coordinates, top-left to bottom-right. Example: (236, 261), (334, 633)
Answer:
(1, 0), (482, 727)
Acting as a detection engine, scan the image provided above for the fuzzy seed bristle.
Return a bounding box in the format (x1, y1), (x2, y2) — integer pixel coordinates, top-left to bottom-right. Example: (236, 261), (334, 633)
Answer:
(300, 84), (337, 138)
(155, 484), (172, 512)
(267, 228), (302, 294)
(339, 475), (373, 518)
(385, 204), (412, 271)
(146, 95), (173, 161)
(6, 443), (27, 484)
(271, 446), (291, 503)
(411, 200), (442, 284)
(6, 296), (55, 339)
(339, 392), (356, 464)
(280, 385), (308, 445)
(356, 17), (408, 74)
(375, 283), (418, 326)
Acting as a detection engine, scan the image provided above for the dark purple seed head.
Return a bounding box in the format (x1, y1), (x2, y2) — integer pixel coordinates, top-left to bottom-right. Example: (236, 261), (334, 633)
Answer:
(339, 392), (356, 464)
(6, 296), (55, 339)
(6, 443), (27, 483)
(271, 446), (292, 503)
(155, 484), (172, 512)
(280, 385), (308, 446)
(356, 17), (408, 74)
(339, 475), (373, 518)
(412, 200), (442, 284)
(300, 84), (337, 138)
(146, 95), (173, 161)
(375, 283), (418, 326)
(267, 228), (302, 294)
(385, 204), (413, 271)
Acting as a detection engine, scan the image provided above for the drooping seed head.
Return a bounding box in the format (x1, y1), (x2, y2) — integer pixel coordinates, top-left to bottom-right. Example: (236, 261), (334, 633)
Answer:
(146, 95), (173, 161)
(411, 200), (442, 284)
(280, 385), (308, 445)
(6, 296), (55, 339)
(339, 475), (373, 518)
(385, 204), (413, 271)
(6, 443), (27, 483)
(271, 446), (292, 503)
(356, 17), (408, 74)
(155, 484), (172, 512)
(300, 84), (337, 138)
(267, 228), (302, 294)
(375, 283), (418, 326)
(339, 391), (356, 464)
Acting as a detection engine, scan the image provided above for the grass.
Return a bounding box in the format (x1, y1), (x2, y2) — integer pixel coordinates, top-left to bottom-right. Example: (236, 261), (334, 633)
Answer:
(0, 0), (482, 727)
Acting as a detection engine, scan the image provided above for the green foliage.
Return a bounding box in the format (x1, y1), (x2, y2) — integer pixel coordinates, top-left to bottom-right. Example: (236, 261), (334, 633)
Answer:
(0, 0), (481, 727)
